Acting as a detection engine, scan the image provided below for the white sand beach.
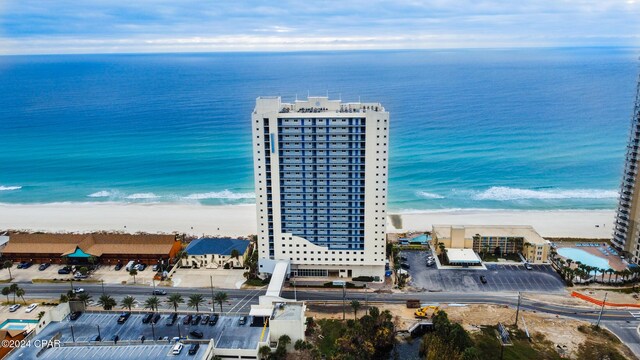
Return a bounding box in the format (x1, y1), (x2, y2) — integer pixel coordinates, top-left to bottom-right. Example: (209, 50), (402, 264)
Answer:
(0, 203), (615, 239)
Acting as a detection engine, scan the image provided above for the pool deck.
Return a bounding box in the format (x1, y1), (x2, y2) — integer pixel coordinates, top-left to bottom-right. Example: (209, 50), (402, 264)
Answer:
(555, 243), (627, 271)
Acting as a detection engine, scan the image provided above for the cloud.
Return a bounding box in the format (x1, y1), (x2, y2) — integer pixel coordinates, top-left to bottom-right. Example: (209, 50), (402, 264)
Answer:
(0, 0), (639, 54)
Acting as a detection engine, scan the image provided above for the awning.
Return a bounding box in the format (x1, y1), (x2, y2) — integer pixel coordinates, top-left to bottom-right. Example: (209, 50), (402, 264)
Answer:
(250, 306), (274, 317)
(446, 249), (482, 264)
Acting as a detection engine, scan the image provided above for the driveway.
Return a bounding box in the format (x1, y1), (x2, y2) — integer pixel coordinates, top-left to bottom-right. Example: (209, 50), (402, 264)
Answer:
(401, 251), (566, 293)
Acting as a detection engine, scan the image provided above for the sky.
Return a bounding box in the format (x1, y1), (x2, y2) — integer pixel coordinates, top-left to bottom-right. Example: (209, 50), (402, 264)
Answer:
(0, 0), (639, 55)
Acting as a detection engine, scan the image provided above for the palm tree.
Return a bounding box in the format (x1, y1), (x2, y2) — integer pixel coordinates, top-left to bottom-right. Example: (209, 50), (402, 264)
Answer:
(166, 294), (184, 312)
(9, 284), (19, 304)
(278, 334), (291, 348)
(1, 287), (10, 303)
(144, 296), (160, 312)
(188, 294), (205, 313)
(258, 345), (271, 359)
(15, 287), (25, 304)
(97, 294), (116, 310)
(600, 268), (607, 282)
(37, 311), (45, 320)
(2, 260), (13, 281)
(230, 249), (240, 260)
(566, 259), (573, 268)
(214, 291), (228, 313)
(59, 294), (69, 303)
(121, 295), (136, 311)
(77, 293), (92, 307)
(607, 268), (615, 282)
(129, 269), (138, 284)
(614, 270), (621, 283)
(350, 300), (361, 319)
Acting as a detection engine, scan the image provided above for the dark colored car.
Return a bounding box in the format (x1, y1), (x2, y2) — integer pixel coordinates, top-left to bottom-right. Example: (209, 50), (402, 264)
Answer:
(114, 263), (123, 271)
(19, 262), (33, 269)
(188, 343), (200, 355)
(152, 289), (167, 295)
(239, 316), (247, 326)
(117, 312), (131, 324)
(524, 263), (533, 270)
(142, 313), (154, 324)
(152, 264), (160, 272)
(189, 330), (203, 339)
(109, 334), (120, 343)
(138, 335), (146, 343)
(166, 313), (177, 326)
(151, 313), (161, 324)
(183, 314), (192, 325)
(137, 264), (146, 271)
(209, 314), (219, 326)
(400, 263), (410, 270)
(400, 256), (408, 261)
(58, 266), (71, 274)
(201, 315), (210, 325)
(89, 335), (101, 342)
(16, 262), (26, 269)
(480, 275), (488, 284)
(191, 315), (201, 326)
(38, 263), (50, 271)
(69, 311), (82, 321)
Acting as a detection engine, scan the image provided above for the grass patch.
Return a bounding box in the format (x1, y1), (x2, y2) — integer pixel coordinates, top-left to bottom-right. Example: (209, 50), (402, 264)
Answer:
(244, 278), (268, 286)
(0, 279), (11, 283)
(316, 319), (346, 358)
(474, 326), (562, 360)
(32, 278), (100, 284)
(577, 325), (621, 344)
(600, 287), (640, 294)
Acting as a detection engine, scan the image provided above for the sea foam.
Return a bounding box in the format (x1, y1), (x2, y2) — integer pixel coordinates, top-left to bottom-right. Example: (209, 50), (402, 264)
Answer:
(183, 190), (255, 200)
(125, 193), (160, 200)
(87, 190), (114, 198)
(472, 187), (618, 201)
(416, 191), (445, 199)
(0, 186), (21, 191)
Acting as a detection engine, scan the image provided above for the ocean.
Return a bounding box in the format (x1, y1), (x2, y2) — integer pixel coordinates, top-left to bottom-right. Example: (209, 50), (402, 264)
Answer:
(0, 48), (638, 212)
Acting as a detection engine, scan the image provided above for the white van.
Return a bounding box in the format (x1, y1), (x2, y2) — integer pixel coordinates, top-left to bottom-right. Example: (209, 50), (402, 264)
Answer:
(172, 342), (183, 355)
(125, 260), (135, 272)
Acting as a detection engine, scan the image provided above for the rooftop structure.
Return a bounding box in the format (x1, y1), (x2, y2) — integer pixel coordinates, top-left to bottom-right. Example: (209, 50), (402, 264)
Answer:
(612, 74), (640, 263)
(252, 96), (389, 279)
(3, 233), (181, 264)
(445, 248), (482, 264)
(185, 238), (250, 256)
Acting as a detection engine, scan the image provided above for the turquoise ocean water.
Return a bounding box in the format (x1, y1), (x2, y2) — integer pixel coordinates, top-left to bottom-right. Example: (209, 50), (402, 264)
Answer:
(0, 48), (638, 212)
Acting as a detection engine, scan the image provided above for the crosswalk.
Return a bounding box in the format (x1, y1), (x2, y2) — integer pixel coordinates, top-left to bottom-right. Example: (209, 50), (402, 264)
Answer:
(628, 311), (640, 318)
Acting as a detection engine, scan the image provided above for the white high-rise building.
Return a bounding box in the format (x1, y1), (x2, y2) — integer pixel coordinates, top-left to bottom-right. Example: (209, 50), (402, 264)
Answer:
(252, 96), (388, 279)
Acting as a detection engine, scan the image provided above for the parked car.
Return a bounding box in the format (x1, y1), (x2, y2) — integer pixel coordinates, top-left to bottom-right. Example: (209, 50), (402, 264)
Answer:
(191, 315), (201, 325)
(201, 315), (210, 325)
(38, 263), (50, 271)
(109, 334), (120, 343)
(152, 289), (167, 295)
(182, 314), (192, 325)
(9, 304), (21, 312)
(117, 312), (131, 324)
(400, 263), (411, 270)
(18, 261), (33, 269)
(209, 314), (219, 326)
(400, 256), (408, 261)
(114, 263), (123, 271)
(151, 313), (161, 324)
(25, 304), (38, 313)
(524, 263), (533, 270)
(480, 275), (488, 284)
(238, 316), (247, 326)
(188, 343), (200, 355)
(189, 330), (204, 339)
(138, 335), (146, 343)
(69, 311), (82, 320)
(172, 342), (183, 355)
(165, 313), (177, 326)
(73, 288), (85, 294)
(58, 266), (71, 274)
(16, 261), (26, 269)
(137, 264), (147, 271)
(142, 313), (154, 324)
(74, 272), (88, 279)
(152, 264), (160, 272)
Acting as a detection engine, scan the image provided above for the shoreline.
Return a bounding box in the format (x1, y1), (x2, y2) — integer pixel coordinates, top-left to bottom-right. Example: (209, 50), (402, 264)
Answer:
(0, 203), (615, 239)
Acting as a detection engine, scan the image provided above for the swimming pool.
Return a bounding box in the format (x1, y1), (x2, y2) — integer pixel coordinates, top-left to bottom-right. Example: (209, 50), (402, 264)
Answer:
(0, 319), (38, 331)
(557, 248), (611, 270)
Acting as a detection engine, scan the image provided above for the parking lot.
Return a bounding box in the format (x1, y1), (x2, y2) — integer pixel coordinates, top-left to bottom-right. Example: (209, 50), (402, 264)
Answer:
(401, 251), (566, 293)
(0, 262), (74, 282)
(7, 311), (263, 360)
(36, 343), (207, 360)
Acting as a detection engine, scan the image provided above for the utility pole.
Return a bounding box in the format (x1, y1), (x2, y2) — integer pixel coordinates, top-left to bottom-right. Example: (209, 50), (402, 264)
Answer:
(70, 325), (75, 342)
(152, 278), (156, 294)
(97, 325), (101, 340)
(596, 292), (608, 327)
(342, 283), (346, 321)
(101, 280), (105, 296)
(515, 292), (521, 327)
(293, 281), (297, 301)
(210, 275), (215, 310)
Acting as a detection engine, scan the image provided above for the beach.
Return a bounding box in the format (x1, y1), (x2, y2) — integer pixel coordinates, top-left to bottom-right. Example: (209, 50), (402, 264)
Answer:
(0, 203), (614, 239)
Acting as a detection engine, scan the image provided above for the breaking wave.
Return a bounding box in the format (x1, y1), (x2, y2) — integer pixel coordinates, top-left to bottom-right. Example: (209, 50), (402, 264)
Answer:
(471, 187), (618, 201)
(416, 191), (445, 199)
(0, 185), (21, 191)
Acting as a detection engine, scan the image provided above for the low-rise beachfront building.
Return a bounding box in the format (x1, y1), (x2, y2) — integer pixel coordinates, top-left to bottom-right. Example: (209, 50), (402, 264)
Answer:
(2, 233), (181, 265)
(181, 237), (251, 269)
(432, 225), (551, 264)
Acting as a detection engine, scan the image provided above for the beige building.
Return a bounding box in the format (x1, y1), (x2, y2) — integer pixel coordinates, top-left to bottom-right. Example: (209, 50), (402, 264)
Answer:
(181, 238), (250, 269)
(432, 225), (551, 264)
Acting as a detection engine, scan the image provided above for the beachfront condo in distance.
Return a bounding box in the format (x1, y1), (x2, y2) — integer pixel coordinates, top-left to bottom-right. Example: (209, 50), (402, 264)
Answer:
(252, 96), (388, 279)
(613, 77), (640, 263)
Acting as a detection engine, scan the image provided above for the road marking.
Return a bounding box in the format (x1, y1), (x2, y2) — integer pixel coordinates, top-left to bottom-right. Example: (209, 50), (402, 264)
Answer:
(629, 311), (640, 318)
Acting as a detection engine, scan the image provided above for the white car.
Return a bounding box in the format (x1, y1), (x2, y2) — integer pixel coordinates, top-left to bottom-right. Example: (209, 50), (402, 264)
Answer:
(73, 288), (85, 294)
(9, 304), (21, 312)
(25, 303), (38, 313)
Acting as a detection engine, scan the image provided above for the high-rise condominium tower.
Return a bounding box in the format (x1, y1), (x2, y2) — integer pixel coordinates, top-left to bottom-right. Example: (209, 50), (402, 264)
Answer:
(252, 96), (388, 279)
(613, 78), (640, 263)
